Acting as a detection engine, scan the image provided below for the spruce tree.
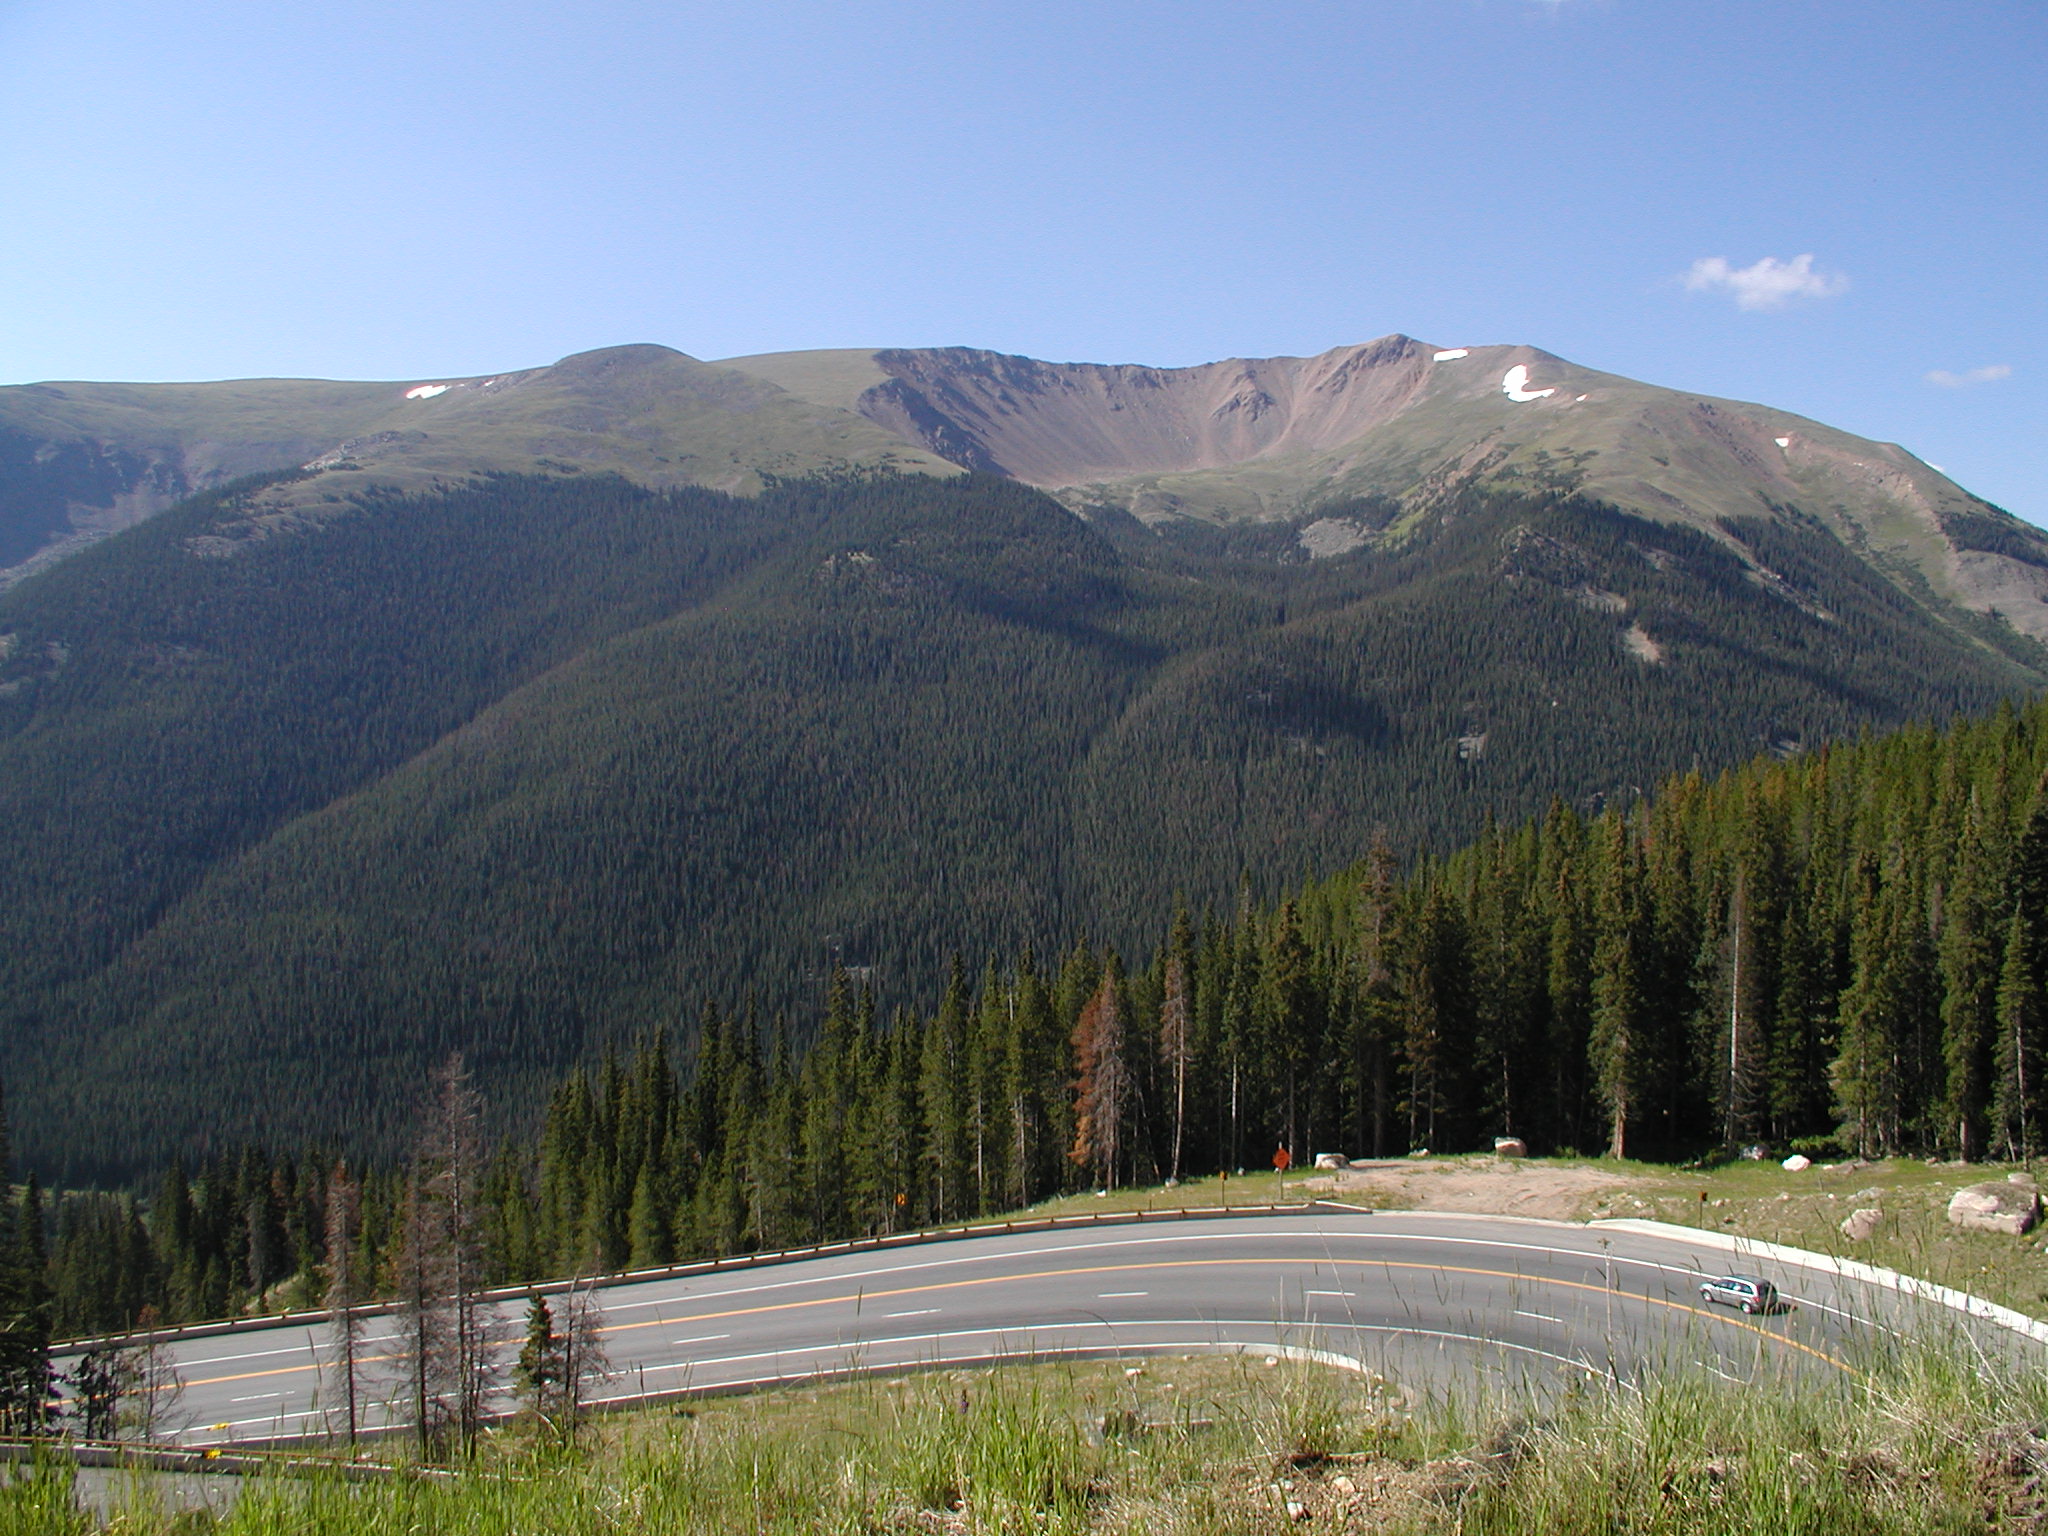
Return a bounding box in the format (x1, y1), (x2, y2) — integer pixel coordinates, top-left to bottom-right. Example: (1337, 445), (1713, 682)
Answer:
(1993, 785), (2048, 1159)
(1589, 815), (1646, 1160)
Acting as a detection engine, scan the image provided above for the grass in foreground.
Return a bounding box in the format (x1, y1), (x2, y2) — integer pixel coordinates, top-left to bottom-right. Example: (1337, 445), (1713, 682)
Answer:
(9, 1336), (2047, 1534)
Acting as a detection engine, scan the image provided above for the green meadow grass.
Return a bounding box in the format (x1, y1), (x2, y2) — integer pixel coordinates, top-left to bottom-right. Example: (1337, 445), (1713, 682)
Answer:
(12, 1331), (2046, 1534)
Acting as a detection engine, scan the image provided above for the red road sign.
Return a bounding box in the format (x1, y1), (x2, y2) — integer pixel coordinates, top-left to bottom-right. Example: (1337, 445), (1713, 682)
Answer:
(1272, 1147), (1292, 1173)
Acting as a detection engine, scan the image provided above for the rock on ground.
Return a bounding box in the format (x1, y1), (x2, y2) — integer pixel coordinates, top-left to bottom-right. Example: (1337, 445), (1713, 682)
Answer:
(1947, 1181), (2043, 1236)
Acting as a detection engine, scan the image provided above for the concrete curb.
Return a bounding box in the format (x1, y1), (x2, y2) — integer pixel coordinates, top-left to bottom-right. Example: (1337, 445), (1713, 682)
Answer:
(1591, 1217), (2048, 1347)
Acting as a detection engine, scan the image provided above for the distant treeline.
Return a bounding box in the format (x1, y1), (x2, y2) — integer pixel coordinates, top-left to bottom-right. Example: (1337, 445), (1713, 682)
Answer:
(21, 690), (2048, 1340)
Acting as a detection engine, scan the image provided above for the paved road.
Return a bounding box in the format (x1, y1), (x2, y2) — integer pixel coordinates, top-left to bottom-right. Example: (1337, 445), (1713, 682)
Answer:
(50, 1211), (2015, 1447)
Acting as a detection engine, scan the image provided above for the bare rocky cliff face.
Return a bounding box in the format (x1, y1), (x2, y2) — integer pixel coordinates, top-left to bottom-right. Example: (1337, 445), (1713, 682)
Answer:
(758, 338), (2048, 645)
(853, 335), (1437, 485)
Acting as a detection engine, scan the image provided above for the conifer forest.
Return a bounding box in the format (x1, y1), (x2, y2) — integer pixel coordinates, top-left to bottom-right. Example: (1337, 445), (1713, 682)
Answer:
(4, 471), (2038, 1183)
(10, 687), (2048, 1348)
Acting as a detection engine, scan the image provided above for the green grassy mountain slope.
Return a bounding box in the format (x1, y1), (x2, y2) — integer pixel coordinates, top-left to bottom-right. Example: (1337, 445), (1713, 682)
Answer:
(0, 345), (954, 583)
(2, 469), (2041, 1177)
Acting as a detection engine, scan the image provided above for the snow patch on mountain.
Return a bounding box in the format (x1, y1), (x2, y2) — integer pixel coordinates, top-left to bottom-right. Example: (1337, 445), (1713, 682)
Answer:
(1502, 366), (1554, 403)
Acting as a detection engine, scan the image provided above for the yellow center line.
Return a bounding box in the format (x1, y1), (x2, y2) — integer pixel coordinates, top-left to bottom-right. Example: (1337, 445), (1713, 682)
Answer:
(181, 1256), (1850, 1387)
(590, 1258), (1852, 1374)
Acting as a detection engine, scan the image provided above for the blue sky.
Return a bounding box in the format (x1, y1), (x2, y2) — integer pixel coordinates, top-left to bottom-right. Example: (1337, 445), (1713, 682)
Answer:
(1, 0), (2041, 519)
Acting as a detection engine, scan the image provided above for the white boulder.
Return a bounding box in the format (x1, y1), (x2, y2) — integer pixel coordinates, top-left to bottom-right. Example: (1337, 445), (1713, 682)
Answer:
(1313, 1153), (1350, 1171)
(1781, 1154), (1812, 1172)
(1947, 1180), (2043, 1237)
(1493, 1137), (1528, 1158)
(1839, 1207), (1882, 1242)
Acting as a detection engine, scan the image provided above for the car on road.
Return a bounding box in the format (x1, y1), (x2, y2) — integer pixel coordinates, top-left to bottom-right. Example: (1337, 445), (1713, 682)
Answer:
(1697, 1274), (1779, 1314)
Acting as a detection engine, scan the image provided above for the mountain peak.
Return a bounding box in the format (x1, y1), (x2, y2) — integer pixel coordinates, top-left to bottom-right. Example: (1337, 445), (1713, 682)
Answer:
(546, 342), (700, 375)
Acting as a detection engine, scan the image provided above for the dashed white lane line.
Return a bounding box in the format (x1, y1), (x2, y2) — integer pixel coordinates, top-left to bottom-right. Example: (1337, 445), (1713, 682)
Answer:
(1305, 1290), (1353, 1298)
(603, 1319), (1627, 1394)
(1514, 1310), (1564, 1324)
(885, 1309), (941, 1318)
(177, 1342), (315, 1368)
(671, 1334), (731, 1345)
(230, 1393), (283, 1403)
(1097, 1291), (1148, 1299)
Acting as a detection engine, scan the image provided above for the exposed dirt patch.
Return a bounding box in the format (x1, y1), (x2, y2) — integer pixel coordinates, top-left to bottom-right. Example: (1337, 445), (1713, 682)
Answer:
(1621, 620), (1665, 662)
(1302, 1154), (1656, 1222)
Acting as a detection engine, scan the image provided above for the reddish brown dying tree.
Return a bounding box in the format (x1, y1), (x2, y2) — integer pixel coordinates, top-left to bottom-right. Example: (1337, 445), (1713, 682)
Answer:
(1070, 968), (1128, 1189)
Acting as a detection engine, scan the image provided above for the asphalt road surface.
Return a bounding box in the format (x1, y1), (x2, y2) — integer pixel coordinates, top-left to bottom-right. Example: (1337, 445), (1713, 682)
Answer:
(51, 1210), (2020, 1447)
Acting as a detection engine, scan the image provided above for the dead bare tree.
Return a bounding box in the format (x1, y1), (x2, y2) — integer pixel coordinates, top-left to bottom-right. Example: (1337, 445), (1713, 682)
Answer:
(1070, 967), (1129, 1190)
(323, 1161), (364, 1447)
(554, 1286), (611, 1446)
(1159, 953), (1192, 1184)
(114, 1311), (184, 1442)
(395, 1055), (496, 1458)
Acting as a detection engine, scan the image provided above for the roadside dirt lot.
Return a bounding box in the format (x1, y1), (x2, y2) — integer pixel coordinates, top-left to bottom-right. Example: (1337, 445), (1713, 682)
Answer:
(1300, 1155), (1655, 1221)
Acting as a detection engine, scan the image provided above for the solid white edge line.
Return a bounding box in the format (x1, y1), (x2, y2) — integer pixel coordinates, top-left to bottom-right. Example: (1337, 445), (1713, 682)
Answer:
(1594, 1219), (2048, 1346)
(584, 1319), (1616, 1401)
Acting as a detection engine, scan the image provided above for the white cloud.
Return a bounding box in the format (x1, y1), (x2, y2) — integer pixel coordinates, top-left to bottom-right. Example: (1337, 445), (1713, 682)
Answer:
(1925, 364), (2012, 389)
(1682, 253), (1849, 312)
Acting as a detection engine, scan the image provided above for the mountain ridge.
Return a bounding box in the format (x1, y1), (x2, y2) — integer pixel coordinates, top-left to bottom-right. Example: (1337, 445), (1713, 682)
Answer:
(722, 337), (2048, 644)
(9, 334), (2042, 651)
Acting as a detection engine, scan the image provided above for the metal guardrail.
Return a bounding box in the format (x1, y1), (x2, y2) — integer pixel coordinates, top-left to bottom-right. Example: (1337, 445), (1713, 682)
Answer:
(52, 1199), (1361, 1356)
(0, 1438), (441, 1481)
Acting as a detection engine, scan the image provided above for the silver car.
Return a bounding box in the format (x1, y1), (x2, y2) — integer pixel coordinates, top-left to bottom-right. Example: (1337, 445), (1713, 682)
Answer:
(1697, 1274), (1779, 1314)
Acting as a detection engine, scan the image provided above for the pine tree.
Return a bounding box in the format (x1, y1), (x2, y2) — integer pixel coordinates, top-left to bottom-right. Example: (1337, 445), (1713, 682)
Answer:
(67, 1349), (120, 1441)
(1938, 798), (2002, 1159)
(1589, 815), (1646, 1160)
(1398, 885), (1473, 1153)
(516, 1293), (562, 1426)
(1993, 786), (2048, 1159)
(1347, 835), (1401, 1157)
(919, 959), (973, 1223)
(1265, 902), (1317, 1161)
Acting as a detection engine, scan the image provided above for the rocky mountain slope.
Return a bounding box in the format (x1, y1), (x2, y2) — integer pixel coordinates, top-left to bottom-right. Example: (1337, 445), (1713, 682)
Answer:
(724, 338), (2048, 643)
(10, 334), (2044, 651)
